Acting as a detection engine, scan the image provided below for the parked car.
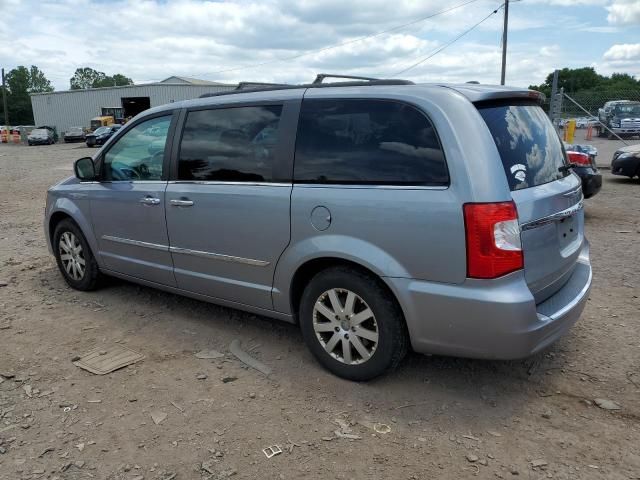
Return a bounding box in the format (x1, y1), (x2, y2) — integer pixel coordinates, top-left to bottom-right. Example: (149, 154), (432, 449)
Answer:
(37, 125), (59, 143)
(611, 143), (640, 179)
(12, 125), (36, 135)
(85, 124), (121, 147)
(44, 78), (592, 380)
(64, 127), (86, 143)
(28, 128), (55, 145)
(563, 143), (602, 198)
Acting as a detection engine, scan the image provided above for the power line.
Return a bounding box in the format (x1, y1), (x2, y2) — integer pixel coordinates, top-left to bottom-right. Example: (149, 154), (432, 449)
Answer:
(392, 4), (503, 76)
(188, 0), (482, 78)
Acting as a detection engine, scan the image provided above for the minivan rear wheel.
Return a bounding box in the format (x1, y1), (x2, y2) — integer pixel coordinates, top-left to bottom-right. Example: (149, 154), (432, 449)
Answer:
(299, 266), (407, 380)
(53, 219), (102, 291)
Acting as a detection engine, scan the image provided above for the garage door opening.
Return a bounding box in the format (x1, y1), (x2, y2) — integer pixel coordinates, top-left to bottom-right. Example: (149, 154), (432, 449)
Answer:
(121, 97), (151, 120)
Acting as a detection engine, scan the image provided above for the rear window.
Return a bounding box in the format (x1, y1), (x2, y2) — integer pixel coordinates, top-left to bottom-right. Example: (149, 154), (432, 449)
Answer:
(294, 99), (448, 186)
(478, 102), (568, 191)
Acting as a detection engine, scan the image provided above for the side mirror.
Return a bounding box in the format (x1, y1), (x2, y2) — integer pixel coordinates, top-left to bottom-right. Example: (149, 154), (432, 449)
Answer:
(74, 157), (96, 181)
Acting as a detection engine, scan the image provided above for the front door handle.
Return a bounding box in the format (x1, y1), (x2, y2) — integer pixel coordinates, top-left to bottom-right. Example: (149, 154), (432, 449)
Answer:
(170, 199), (194, 207)
(140, 196), (161, 205)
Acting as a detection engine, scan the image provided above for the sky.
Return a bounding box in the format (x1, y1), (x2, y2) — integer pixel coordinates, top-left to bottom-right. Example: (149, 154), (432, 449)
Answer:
(0, 0), (638, 91)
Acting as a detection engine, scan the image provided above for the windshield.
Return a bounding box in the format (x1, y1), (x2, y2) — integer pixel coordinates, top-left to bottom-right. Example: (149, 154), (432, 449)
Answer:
(478, 102), (569, 191)
(69, 127), (83, 133)
(94, 127), (110, 135)
(613, 105), (640, 117)
(31, 129), (47, 135)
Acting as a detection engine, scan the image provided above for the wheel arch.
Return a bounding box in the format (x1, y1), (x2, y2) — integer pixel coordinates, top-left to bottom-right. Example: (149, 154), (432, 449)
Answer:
(287, 256), (408, 329)
(47, 200), (99, 262)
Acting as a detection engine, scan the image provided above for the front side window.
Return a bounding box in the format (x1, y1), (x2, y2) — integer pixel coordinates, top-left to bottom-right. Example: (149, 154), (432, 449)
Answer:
(102, 115), (171, 181)
(294, 99), (448, 185)
(178, 105), (283, 182)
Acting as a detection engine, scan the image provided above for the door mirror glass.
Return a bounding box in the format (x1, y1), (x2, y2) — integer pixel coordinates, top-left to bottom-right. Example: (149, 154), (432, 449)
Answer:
(74, 157), (96, 181)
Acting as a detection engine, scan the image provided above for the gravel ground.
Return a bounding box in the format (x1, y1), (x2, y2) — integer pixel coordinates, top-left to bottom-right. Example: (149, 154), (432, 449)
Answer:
(0, 142), (639, 480)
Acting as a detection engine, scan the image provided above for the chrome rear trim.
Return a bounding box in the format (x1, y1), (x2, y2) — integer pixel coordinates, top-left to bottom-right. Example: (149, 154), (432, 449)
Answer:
(520, 200), (584, 231)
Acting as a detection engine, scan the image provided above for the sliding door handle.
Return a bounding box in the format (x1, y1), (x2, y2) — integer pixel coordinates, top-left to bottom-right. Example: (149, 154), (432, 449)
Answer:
(170, 199), (194, 207)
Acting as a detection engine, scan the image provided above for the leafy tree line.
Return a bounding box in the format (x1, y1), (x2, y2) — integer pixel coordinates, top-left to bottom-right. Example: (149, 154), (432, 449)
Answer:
(69, 67), (132, 89)
(529, 67), (640, 114)
(1, 66), (133, 125)
(0, 66), (53, 125)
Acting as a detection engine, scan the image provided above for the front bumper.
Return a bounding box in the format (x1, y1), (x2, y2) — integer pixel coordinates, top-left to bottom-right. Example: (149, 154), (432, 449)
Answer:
(611, 156), (640, 177)
(610, 127), (640, 135)
(29, 138), (50, 145)
(387, 242), (591, 360)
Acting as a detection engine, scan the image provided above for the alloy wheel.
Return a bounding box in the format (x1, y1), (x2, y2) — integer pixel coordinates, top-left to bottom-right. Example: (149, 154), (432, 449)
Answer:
(58, 231), (86, 281)
(312, 288), (379, 365)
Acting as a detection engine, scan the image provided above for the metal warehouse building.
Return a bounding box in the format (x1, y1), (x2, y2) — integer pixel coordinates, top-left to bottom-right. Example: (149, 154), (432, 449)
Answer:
(30, 76), (237, 135)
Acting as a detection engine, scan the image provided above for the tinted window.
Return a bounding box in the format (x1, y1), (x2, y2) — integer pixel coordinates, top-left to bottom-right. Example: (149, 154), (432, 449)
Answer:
(178, 106), (283, 182)
(478, 103), (568, 191)
(294, 99), (447, 185)
(103, 115), (171, 181)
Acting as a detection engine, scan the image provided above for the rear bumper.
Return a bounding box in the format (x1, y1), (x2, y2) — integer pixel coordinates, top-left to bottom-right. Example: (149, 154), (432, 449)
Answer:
(574, 167), (602, 198)
(387, 242), (591, 360)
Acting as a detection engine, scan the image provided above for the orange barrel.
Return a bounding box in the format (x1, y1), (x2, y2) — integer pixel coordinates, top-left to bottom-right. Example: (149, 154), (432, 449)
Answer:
(12, 130), (20, 143)
(585, 124), (593, 141)
(0, 129), (7, 143)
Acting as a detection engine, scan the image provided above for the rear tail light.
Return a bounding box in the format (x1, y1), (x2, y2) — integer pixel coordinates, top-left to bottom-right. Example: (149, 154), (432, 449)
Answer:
(567, 151), (590, 166)
(463, 202), (523, 279)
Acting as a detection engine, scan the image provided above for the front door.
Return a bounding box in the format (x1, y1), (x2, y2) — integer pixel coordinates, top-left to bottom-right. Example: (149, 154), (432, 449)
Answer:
(90, 113), (176, 286)
(165, 101), (298, 309)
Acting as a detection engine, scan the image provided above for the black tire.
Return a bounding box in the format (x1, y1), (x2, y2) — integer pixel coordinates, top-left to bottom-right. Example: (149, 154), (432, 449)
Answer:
(299, 266), (408, 381)
(53, 219), (102, 291)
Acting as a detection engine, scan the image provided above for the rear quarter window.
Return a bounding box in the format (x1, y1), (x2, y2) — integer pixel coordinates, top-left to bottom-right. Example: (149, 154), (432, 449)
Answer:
(477, 102), (569, 191)
(294, 99), (448, 186)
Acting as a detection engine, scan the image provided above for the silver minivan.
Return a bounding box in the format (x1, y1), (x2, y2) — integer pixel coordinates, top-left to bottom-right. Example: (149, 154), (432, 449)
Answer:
(45, 78), (592, 380)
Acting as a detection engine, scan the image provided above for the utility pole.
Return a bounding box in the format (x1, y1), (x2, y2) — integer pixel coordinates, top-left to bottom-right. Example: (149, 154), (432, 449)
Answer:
(500, 0), (509, 85)
(1, 68), (9, 127)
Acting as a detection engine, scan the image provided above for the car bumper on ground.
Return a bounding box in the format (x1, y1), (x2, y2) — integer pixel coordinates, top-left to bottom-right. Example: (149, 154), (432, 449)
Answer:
(387, 242), (592, 360)
(574, 167), (602, 198)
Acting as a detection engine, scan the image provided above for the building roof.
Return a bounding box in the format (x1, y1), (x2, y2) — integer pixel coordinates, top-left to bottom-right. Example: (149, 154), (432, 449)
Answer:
(159, 76), (226, 86)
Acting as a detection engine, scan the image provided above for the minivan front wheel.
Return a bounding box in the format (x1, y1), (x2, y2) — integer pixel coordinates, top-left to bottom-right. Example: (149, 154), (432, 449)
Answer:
(53, 219), (101, 291)
(299, 267), (407, 380)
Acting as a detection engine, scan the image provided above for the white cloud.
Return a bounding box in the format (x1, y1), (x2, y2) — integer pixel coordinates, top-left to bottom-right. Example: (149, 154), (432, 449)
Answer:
(607, 0), (640, 25)
(0, 0), (630, 92)
(603, 44), (640, 61)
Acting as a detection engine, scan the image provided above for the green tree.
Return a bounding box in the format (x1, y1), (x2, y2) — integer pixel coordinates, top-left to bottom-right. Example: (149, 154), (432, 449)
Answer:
(70, 67), (107, 89)
(70, 68), (133, 89)
(29, 66), (54, 93)
(95, 73), (133, 88)
(0, 65), (55, 124)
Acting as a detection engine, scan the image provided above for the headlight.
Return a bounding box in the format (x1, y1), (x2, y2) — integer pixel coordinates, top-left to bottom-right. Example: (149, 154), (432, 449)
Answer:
(612, 122), (620, 128)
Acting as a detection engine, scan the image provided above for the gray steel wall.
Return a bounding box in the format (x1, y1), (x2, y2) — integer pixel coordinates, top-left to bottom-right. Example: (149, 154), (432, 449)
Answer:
(31, 84), (236, 136)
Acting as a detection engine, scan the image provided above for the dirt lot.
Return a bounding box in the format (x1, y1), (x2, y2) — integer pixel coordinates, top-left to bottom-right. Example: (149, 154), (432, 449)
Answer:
(1, 142), (639, 480)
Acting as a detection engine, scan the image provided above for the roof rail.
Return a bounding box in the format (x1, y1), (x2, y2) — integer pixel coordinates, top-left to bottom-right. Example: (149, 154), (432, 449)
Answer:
(198, 74), (414, 99)
(313, 73), (413, 85)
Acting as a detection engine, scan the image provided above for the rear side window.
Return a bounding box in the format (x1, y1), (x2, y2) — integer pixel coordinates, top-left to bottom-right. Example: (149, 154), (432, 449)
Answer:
(294, 99), (448, 185)
(477, 102), (568, 191)
(178, 105), (283, 182)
